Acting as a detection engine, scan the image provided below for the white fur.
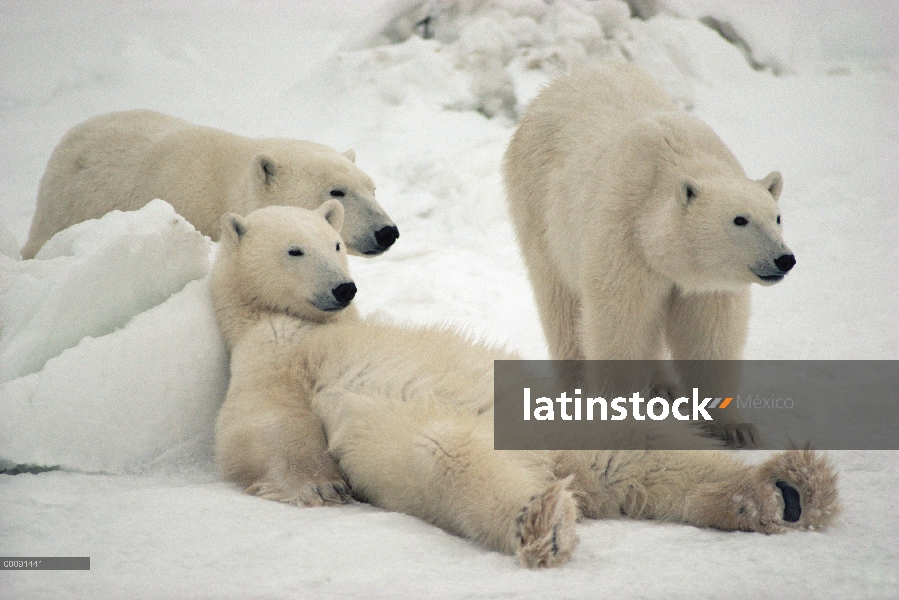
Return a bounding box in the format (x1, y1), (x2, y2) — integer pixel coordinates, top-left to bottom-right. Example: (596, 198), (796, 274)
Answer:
(212, 205), (837, 568)
(503, 64), (793, 437)
(211, 201), (357, 350)
(22, 110), (397, 258)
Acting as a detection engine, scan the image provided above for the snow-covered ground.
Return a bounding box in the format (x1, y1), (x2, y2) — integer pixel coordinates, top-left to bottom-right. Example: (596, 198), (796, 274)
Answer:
(1, 1), (897, 598)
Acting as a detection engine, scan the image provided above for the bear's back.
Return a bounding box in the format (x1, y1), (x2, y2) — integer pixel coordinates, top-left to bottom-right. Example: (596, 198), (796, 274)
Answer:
(61, 110), (193, 158)
(520, 63), (675, 161)
(504, 64), (676, 229)
(42, 109), (198, 203)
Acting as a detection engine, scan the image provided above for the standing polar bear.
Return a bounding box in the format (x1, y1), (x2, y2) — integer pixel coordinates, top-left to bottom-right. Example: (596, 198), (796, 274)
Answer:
(21, 109), (399, 259)
(504, 64), (795, 441)
(211, 204), (837, 568)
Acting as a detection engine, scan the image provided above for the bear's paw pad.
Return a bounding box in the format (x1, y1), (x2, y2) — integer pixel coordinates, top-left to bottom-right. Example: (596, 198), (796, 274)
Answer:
(775, 480), (801, 522)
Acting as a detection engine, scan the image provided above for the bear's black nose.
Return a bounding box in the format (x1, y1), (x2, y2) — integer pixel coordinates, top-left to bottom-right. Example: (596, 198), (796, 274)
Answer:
(332, 282), (357, 305)
(375, 225), (400, 249)
(774, 254), (796, 273)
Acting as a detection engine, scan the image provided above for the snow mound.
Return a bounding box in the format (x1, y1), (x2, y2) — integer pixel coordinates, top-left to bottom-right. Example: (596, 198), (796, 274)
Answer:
(0, 201), (227, 475)
(348, 0), (760, 119)
(661, 0), (899, 74)
(0, 200), (210, 382)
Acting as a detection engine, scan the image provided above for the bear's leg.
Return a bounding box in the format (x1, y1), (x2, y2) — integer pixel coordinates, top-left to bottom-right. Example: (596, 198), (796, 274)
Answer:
(578, 272), (675, 397)
(330, 406), (579, 567)
(580, 270), (670, 361)
(559, 449), (838, 532)
(216, 362), (350, 507)
(665, 289), (759, 445)
(526, 252), (583, 360)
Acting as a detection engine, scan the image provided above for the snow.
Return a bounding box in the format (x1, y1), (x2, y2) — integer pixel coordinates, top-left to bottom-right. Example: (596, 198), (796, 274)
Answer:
(660, 0), (899, 73)
(0, 201), (211, 383)
(0, 1), (897, 598)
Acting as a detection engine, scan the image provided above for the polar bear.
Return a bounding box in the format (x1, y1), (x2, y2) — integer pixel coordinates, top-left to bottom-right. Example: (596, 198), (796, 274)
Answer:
(504, 64), (795, 443)
(21, 109), (399, 259)
(211, 204), (838, 568)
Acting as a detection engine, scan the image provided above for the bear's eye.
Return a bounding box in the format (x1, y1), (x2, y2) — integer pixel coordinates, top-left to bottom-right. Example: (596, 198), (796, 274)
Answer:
(330, 189), (346, 198)
(776, 215), (781, 225)
(335, 242), (341, 252)
(733, 216), (749, 226)
(287, 247), (303, 257)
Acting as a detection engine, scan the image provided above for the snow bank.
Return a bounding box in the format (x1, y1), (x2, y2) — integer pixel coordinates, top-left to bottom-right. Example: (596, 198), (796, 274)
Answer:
(347, 0), (759, 119)
(0, 200), (210, 382)
(0, 219), (20, 260)
(344, 0), (898, 129)
(0, 201), (226, 474)
(661, 0), (899, 73)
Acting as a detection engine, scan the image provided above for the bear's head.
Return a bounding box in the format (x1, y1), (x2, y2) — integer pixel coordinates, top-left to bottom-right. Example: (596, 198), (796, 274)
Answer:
(249, 140), (399, 257)
(634, 113), (795, 292)
(219, 201), (357, 322)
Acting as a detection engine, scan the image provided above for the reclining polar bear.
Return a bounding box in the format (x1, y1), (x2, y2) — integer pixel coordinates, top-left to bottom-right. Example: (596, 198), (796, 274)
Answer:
(211, 203), (838, 568)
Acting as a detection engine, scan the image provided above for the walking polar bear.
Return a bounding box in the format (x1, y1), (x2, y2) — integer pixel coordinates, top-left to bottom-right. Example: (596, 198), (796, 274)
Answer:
(22, 109), (398, 259)
(211, 203), (838, 568)
(504, 64), (795, 442)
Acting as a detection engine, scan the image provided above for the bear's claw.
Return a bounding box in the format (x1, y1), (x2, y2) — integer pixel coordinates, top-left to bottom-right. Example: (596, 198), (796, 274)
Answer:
(247, 478), (352, 507)
(699, 421), (761, 448)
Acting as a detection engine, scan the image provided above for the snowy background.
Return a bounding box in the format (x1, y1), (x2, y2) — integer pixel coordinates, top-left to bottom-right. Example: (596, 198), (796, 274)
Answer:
(1, 0), (897, 598)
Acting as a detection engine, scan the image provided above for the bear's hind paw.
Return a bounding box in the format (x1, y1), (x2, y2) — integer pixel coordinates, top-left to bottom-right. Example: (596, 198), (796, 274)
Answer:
(757, 449), (841, 531)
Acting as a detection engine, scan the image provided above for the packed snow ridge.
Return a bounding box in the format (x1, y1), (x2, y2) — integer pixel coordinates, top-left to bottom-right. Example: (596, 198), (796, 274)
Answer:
(352, 0), (792, 121)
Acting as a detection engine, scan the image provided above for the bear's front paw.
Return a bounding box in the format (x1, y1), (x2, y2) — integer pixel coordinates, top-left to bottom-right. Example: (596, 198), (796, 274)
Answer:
(516, 477), (579, 568)
(699, 421), (761, 448)
(246, 475), (352, 508)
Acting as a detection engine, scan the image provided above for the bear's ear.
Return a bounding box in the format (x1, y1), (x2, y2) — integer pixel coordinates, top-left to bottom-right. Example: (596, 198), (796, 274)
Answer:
(343, 149), (356, 163)
(760, 171), (783, 201)
(317, 199), (345, 233)
(678, 177), (700, 206)
(256, 155), (277, 185)
(221, 213), (247, 245)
